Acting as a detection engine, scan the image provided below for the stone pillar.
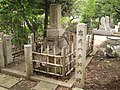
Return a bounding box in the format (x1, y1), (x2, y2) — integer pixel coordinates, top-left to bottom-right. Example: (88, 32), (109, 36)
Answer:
(24, 45), (33, 79)
(0, 32), (3, 40)
(0, 38), (5, 68)
(50, 4), (61, 29)
(75, 23), (87, 88)
(118, 22), (120, 32)
(28, 33), (35, 51)
(115, 25), (118, 32)
(105, 16), (110, 30)
(110, 17), (114, 28)
(99, 17), (106, 30)
(3, 35), (13, 65)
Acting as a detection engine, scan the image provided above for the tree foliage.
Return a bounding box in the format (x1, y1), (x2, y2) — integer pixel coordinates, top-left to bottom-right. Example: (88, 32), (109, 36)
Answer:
(0, 0), (119, 46)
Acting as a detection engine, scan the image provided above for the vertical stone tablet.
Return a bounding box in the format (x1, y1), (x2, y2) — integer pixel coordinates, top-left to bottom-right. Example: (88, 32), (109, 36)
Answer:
(75, 23), (87, 88)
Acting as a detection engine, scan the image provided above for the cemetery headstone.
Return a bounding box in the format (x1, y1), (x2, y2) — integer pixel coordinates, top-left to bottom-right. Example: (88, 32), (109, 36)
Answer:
(99, 17), (106, 30)
(105, 16), (110, 30)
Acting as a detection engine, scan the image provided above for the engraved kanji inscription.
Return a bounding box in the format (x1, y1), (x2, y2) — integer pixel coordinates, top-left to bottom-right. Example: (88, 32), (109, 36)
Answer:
(76, 78), (81, 83)
(77, 63), (82, 67)
(78, 30), (83, 36)
(77, 70), (82, 74)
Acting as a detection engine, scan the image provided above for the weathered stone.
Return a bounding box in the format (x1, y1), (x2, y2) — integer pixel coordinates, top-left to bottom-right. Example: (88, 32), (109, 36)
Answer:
(0, 32), (3, 40)
(0, 74), (19, 89)
(0, 87), (8, 90)
(3, 35), (13, 65)
(75, 23), (87, 88)
(99, 17), (106, 30)
(0, 39), (5, 68)
(105, 16), (110, 30)
(72, 87), (84, 90)
(28, 33), (35, 51)
(115, 25), (118, 32)
(110, 17), (114, 28)
(33, 81), (58, 90)
(92, 29), (113, 35)
(50, 4), (61, 29)
(118, 22), (120, 32)
(47, 28), (59, 38)
(24, 45), (33, 79)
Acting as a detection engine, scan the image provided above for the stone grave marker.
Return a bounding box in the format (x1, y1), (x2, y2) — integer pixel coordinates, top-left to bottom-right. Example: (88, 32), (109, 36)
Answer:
(105, 16), (110, 30)
(75, 23), (87, 88)
(99, 17), (106, 30)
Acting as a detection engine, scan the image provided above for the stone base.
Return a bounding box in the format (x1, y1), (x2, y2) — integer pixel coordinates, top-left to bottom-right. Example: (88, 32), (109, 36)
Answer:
(92, 29), (113, 35)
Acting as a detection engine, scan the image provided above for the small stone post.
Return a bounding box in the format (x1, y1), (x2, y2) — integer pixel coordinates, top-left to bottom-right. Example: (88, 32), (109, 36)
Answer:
(24, 45), (33, 79)
(75, 23), (87, 88)
(0, 38), (5, 68)
(3, 35), (13, 65)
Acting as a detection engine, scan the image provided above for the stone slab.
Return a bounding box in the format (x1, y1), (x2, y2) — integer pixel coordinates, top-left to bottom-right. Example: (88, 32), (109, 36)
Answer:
(92, 29), (113, 35)
(0, 74), (19, 89)
(72, 87), (84, 90)
(0, 87), (8, 90)
(1, 68), (75, 88)
(33, 81), (58, 90)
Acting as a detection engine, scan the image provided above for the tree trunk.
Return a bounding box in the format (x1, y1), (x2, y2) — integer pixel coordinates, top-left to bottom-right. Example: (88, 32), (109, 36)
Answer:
(44, 0), (49, 38)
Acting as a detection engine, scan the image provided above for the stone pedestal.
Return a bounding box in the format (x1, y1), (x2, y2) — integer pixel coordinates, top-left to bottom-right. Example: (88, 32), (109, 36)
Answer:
(3, 35), (13, 65)
(24, 45), (33, 79)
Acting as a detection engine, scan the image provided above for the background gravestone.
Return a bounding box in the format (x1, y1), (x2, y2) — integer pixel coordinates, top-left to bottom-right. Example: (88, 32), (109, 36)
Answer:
(99, 17), (106, 30)
(105, 16), (110, 30)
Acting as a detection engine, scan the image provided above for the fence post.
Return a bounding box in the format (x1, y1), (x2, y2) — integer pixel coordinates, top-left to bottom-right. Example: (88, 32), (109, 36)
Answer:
(62, 46), (66, 79)
(0, 38), (5, 69)
(75, 23), (87, 88)
(3, 35), (13, 65)
(24, 45), (33, 79)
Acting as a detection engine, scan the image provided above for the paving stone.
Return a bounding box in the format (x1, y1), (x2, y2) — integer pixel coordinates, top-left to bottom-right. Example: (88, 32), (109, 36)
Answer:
(0, 87), (8, 90)
(0, 74), (19, 89)
(33, 81), (58, 90)
(72, 87), (84, 90)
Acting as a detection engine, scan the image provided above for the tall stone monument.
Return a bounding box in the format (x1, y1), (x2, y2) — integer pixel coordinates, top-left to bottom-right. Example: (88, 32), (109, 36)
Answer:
(47, 4), (64, 39)
(75, 23), (87, 88)
(50, 4), (61, 29)
(46, 4), (66, 50)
